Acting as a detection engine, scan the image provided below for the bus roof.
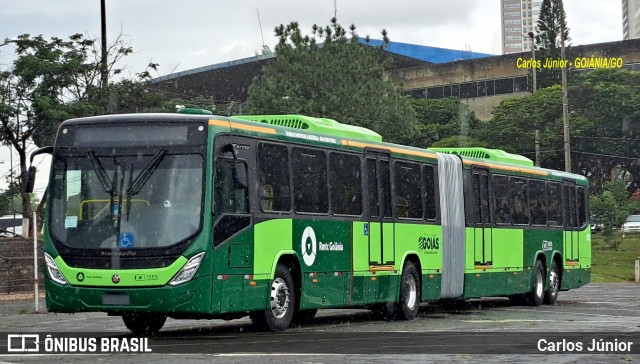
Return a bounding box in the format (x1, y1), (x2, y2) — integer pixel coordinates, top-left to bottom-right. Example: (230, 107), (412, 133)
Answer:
(427, 147), (534, 167)
(232, 114), (382, 143)
(212, 114), (587, 182)
(58, 112), (587, 183)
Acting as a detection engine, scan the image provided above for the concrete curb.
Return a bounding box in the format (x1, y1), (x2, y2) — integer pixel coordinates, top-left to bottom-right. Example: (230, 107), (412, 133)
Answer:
(0, 292), (45, 302)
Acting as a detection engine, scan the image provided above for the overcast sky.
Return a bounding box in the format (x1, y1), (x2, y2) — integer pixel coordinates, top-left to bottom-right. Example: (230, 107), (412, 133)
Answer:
(0, 0), (624, 195)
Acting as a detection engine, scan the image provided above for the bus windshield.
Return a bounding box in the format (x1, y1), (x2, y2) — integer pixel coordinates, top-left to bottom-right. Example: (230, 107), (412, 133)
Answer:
(50, 152), (204, 250)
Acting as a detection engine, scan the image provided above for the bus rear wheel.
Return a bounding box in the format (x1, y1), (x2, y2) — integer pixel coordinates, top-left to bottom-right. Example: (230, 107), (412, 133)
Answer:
(251, 264), (295, 332)
(526, 260), (545, 306)
(122, 313), (166, 336)
(544, 259), (561, 305)
(397, 261), (420, 320)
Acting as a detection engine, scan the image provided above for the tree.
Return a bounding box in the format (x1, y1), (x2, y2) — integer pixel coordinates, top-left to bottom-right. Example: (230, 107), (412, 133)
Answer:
(590, 181), (633, 249)
(569, 69), (640, 193)
(410, 98), (479, 148)
(246, 19), (416, 144)
(0, 33), (165, 224)
(479, 69), (640, 193)
(535, 0), (571, 88)
(535, 0), (570, 51)
(0, 183), (20, 216)
(475, 86), (564, 169)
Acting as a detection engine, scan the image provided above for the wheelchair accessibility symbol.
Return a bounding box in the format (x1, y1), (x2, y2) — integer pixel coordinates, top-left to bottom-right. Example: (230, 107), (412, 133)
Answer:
(120, 232), (135, 248)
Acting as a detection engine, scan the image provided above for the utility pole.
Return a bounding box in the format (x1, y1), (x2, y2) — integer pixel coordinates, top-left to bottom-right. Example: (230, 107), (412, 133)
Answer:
(100, 0), (108, 104)
(529, 31), (540, 167)
(560, 9), (570, 172)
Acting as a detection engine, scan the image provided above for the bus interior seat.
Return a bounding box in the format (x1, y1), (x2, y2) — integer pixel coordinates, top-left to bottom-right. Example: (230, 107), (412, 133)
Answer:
(259, 184), (274, 210)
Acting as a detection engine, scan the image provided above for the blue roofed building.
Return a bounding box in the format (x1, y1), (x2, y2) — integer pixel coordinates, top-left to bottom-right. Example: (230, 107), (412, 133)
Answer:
(147, 38), (640, 120)
(361, 38), (494, 64)
(147, 39), (494, 110)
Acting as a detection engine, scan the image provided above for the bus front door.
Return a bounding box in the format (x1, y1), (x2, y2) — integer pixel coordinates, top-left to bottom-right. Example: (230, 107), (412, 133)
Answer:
(365, 152), (394, 267)
(472, 169), (493, 267)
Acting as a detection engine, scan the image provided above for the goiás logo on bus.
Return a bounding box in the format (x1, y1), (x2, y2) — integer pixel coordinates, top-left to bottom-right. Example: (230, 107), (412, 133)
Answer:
(418, 235), (440, 254)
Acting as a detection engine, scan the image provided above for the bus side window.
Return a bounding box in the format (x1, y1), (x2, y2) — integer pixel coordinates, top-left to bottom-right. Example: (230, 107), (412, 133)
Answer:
(380, 160), (392, 218)
(423, 165), (437, 221)
(329, 153), (362, 216)
(492, 175), (510, 224)
(511, 177), (529, 225)
(367, 159), (379, 217)
(214, 159), (249, 214)
(292, 147), (328, 214)
(258, 143), (291, 212)
(568, 185), (577, 228)
(529, 179), (547, 226)
(577, 186), (587, 228)
(394, 161), (422, 219)
(547, 182), (563, 226)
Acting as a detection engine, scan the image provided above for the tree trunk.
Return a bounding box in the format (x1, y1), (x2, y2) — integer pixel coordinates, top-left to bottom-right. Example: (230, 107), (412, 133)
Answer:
(17, 147), (31, 232)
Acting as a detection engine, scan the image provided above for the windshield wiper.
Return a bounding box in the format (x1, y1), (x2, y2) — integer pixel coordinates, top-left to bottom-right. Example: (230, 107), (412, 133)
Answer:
(126, 150), (167, 196)
(86, 152), (113, 194)
(125, 150), (167, 220)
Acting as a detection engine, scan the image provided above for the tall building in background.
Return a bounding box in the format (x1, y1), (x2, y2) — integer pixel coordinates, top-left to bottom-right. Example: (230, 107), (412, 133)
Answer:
(622, 0), (640, 40)
(501, 0), (542, 54)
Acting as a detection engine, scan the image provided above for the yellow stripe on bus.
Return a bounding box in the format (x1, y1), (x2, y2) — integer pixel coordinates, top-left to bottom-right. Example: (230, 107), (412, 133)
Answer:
(208, 121), (545, 176)
(342, 139), (547, 176)
(341, 140), (437, 159)
(463, 160), (549, 176)
(209, 119), (277, 134)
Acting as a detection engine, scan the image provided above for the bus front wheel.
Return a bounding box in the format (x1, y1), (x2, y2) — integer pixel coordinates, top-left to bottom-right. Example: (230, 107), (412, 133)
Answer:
(251, 264), (295, 332)
(122, 313), (166, 336)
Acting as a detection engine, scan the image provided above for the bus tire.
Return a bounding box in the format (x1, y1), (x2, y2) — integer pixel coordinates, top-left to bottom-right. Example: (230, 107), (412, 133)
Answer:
(251, 264), (295, 332)
(397, 261), (420, 320)
(544, 259), (561, 305)
(526, 260), (545, 306)
(122, 313), (166, 336)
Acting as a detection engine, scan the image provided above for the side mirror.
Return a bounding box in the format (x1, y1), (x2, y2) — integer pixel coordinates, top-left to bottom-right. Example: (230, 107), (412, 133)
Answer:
(25, 166), (37, 193)
(26, 145), (53, 193)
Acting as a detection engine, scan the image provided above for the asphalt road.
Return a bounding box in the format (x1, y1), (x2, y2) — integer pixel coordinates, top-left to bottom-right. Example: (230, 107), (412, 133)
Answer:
(1, 283), (639, 362)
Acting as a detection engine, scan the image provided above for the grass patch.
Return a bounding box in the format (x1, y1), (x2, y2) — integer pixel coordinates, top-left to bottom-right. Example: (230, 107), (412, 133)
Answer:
(591, 233), (640, 283)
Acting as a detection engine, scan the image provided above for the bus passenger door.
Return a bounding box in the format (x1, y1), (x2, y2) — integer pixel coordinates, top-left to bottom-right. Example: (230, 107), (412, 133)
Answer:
(365, 151), (394, 266)
(563, 182), (579, 264)
(472, 169), (492, 266)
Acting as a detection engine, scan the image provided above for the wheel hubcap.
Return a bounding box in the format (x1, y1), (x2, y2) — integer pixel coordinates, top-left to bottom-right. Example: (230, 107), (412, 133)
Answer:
(535, 269), (544, 298)
(270, 278), (290, 319)
(549, 270), (559, 297)
(405, 275), (417, 309)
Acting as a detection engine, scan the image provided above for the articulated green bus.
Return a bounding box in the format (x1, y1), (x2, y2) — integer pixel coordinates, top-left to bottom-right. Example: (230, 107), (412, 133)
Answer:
(28, 110), (590, 334)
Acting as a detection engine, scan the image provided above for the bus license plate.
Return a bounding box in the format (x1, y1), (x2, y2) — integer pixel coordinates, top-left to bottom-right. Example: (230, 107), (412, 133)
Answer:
(102, 294), (130, 306)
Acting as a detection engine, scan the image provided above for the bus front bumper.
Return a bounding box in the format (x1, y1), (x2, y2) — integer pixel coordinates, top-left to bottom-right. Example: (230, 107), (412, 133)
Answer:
(45, 276), (212, 315)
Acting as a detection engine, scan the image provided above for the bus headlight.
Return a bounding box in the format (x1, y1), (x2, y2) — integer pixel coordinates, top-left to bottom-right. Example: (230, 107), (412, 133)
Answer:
(169, 252), (205, 286)
(44, 252), (68, 285)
